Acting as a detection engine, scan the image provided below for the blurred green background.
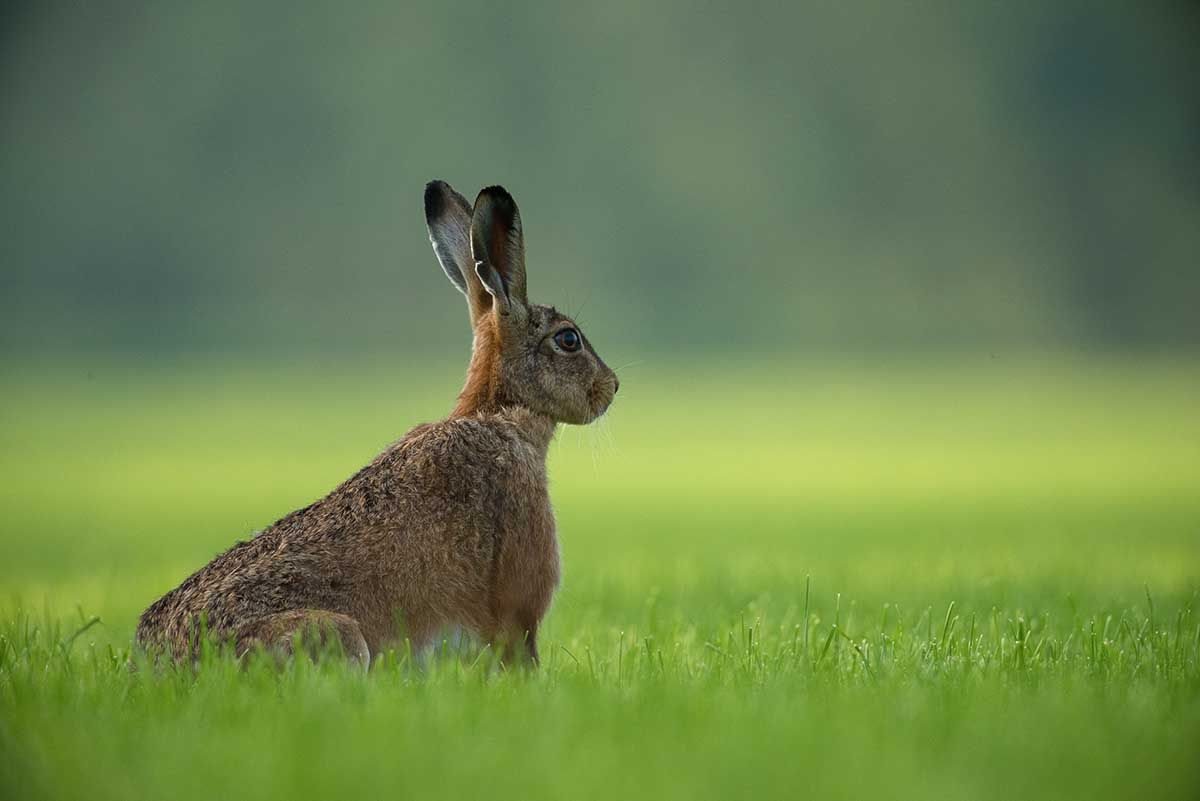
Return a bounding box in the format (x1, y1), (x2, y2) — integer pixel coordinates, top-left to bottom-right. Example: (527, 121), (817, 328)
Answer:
(2, 4), (1200, 800)
(2, 1), (1198, 357)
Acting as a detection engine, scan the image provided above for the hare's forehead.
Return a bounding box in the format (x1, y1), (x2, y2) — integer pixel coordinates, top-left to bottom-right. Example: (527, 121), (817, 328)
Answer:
(529, 304), (575, 331)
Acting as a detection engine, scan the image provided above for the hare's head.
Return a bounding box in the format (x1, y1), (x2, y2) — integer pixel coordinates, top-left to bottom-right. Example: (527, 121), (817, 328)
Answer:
(424, 181), (618, 424)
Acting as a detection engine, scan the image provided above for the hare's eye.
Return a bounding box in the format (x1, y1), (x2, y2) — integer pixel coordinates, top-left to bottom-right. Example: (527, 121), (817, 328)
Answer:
(554, 328), (581, 353)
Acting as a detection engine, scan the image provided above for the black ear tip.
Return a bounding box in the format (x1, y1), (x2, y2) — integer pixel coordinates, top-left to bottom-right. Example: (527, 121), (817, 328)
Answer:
(424, 180), (451, 219)
(479, 184), (511, 197)
(477, 185), (515, 207)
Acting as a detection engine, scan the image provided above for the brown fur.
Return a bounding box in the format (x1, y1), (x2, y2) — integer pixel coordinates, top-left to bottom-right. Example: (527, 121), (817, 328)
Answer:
(453, 314), (503, 417)
(135, 182), (617, 666)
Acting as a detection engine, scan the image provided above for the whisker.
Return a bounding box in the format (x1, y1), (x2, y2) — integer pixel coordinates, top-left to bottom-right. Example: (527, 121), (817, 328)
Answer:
(590, 424), (599, 476)
(572, 291), (594, 322)
(598, 413), (619, 458)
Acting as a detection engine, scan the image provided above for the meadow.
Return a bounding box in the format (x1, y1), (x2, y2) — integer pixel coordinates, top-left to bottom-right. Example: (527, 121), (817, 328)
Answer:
(1, 356), (1198, 800)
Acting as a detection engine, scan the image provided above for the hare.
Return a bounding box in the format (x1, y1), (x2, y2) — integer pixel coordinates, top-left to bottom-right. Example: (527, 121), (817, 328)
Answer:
(135, 181), (618, 666)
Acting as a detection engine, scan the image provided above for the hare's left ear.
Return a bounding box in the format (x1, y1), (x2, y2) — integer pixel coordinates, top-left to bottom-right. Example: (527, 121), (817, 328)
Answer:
(425, 180), (493, 326)
(470, 186), (527, 316)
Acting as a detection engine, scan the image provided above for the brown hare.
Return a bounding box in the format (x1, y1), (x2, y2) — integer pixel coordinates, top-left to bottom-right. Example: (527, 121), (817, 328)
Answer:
(136, 181), (618, 666)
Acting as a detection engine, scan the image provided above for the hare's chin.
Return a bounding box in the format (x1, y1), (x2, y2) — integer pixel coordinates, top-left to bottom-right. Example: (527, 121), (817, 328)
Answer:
(588, 395), (615, 422)
(585, 384), (615, 422)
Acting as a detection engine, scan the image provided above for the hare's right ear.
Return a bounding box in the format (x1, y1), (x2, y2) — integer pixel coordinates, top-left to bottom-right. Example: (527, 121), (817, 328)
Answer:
(424, 180), (492, 325)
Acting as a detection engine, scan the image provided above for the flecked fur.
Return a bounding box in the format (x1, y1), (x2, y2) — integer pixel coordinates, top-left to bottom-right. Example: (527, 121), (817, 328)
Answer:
(135, 182), (618, 666)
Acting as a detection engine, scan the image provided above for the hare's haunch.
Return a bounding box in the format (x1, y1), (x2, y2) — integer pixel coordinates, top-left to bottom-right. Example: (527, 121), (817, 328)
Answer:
(136, 182), (618, 665)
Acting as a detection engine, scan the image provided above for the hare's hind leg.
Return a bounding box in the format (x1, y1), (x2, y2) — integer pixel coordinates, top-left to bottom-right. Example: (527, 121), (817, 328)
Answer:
(486, 611), (540, 668)
(237, 610), (370, 666)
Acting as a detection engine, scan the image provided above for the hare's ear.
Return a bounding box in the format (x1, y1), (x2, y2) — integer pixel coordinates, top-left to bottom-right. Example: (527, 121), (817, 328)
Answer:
(424, 180), (492, 324)
(470, 186), (528, 316)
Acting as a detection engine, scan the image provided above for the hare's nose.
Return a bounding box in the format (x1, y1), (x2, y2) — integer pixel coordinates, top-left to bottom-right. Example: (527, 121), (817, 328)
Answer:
(613, 376), (620, 394)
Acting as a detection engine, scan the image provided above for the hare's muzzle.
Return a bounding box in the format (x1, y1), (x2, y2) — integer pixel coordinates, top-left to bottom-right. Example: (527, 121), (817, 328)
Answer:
(587, 373), (619, 421)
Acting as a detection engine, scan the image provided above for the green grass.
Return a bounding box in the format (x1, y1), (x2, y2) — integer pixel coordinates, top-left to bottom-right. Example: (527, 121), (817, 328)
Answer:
(2, 356), (1199, 800)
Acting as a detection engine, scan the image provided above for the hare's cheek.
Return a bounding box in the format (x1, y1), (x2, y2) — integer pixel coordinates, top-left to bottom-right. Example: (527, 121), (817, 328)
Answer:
(537, 372), (573, 419)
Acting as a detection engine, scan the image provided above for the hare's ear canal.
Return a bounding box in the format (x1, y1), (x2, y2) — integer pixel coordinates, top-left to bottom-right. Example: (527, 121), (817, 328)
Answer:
(470, 185), (528, 315)
(425, 180), (493, 323)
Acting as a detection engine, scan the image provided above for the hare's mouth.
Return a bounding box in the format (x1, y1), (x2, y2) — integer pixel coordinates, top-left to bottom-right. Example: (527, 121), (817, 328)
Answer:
(586, 380), (617, 422)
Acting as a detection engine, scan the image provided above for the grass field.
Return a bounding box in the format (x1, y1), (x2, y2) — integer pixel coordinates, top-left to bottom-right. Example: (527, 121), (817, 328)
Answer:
(2, 357), (1198, 800)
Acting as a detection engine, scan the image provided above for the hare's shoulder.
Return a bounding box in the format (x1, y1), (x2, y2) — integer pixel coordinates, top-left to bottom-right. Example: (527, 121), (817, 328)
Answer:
(388, 414), (546, 474)
(343, 414), (544, 502)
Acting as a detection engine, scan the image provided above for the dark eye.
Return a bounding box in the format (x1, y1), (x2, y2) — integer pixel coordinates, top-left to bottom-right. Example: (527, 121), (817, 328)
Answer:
(554, 328), (581, 352)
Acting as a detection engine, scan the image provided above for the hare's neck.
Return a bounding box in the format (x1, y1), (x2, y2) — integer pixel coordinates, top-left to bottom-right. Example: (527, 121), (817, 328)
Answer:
(450, 319), (556, 453)
(452, 318), (506, 417)
(503, 408), (557, 457)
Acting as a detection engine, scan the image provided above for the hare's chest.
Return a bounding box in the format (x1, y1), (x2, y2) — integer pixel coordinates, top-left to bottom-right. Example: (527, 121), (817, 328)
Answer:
(495, 440), (555, 541)
(492, 440), (559, 598)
